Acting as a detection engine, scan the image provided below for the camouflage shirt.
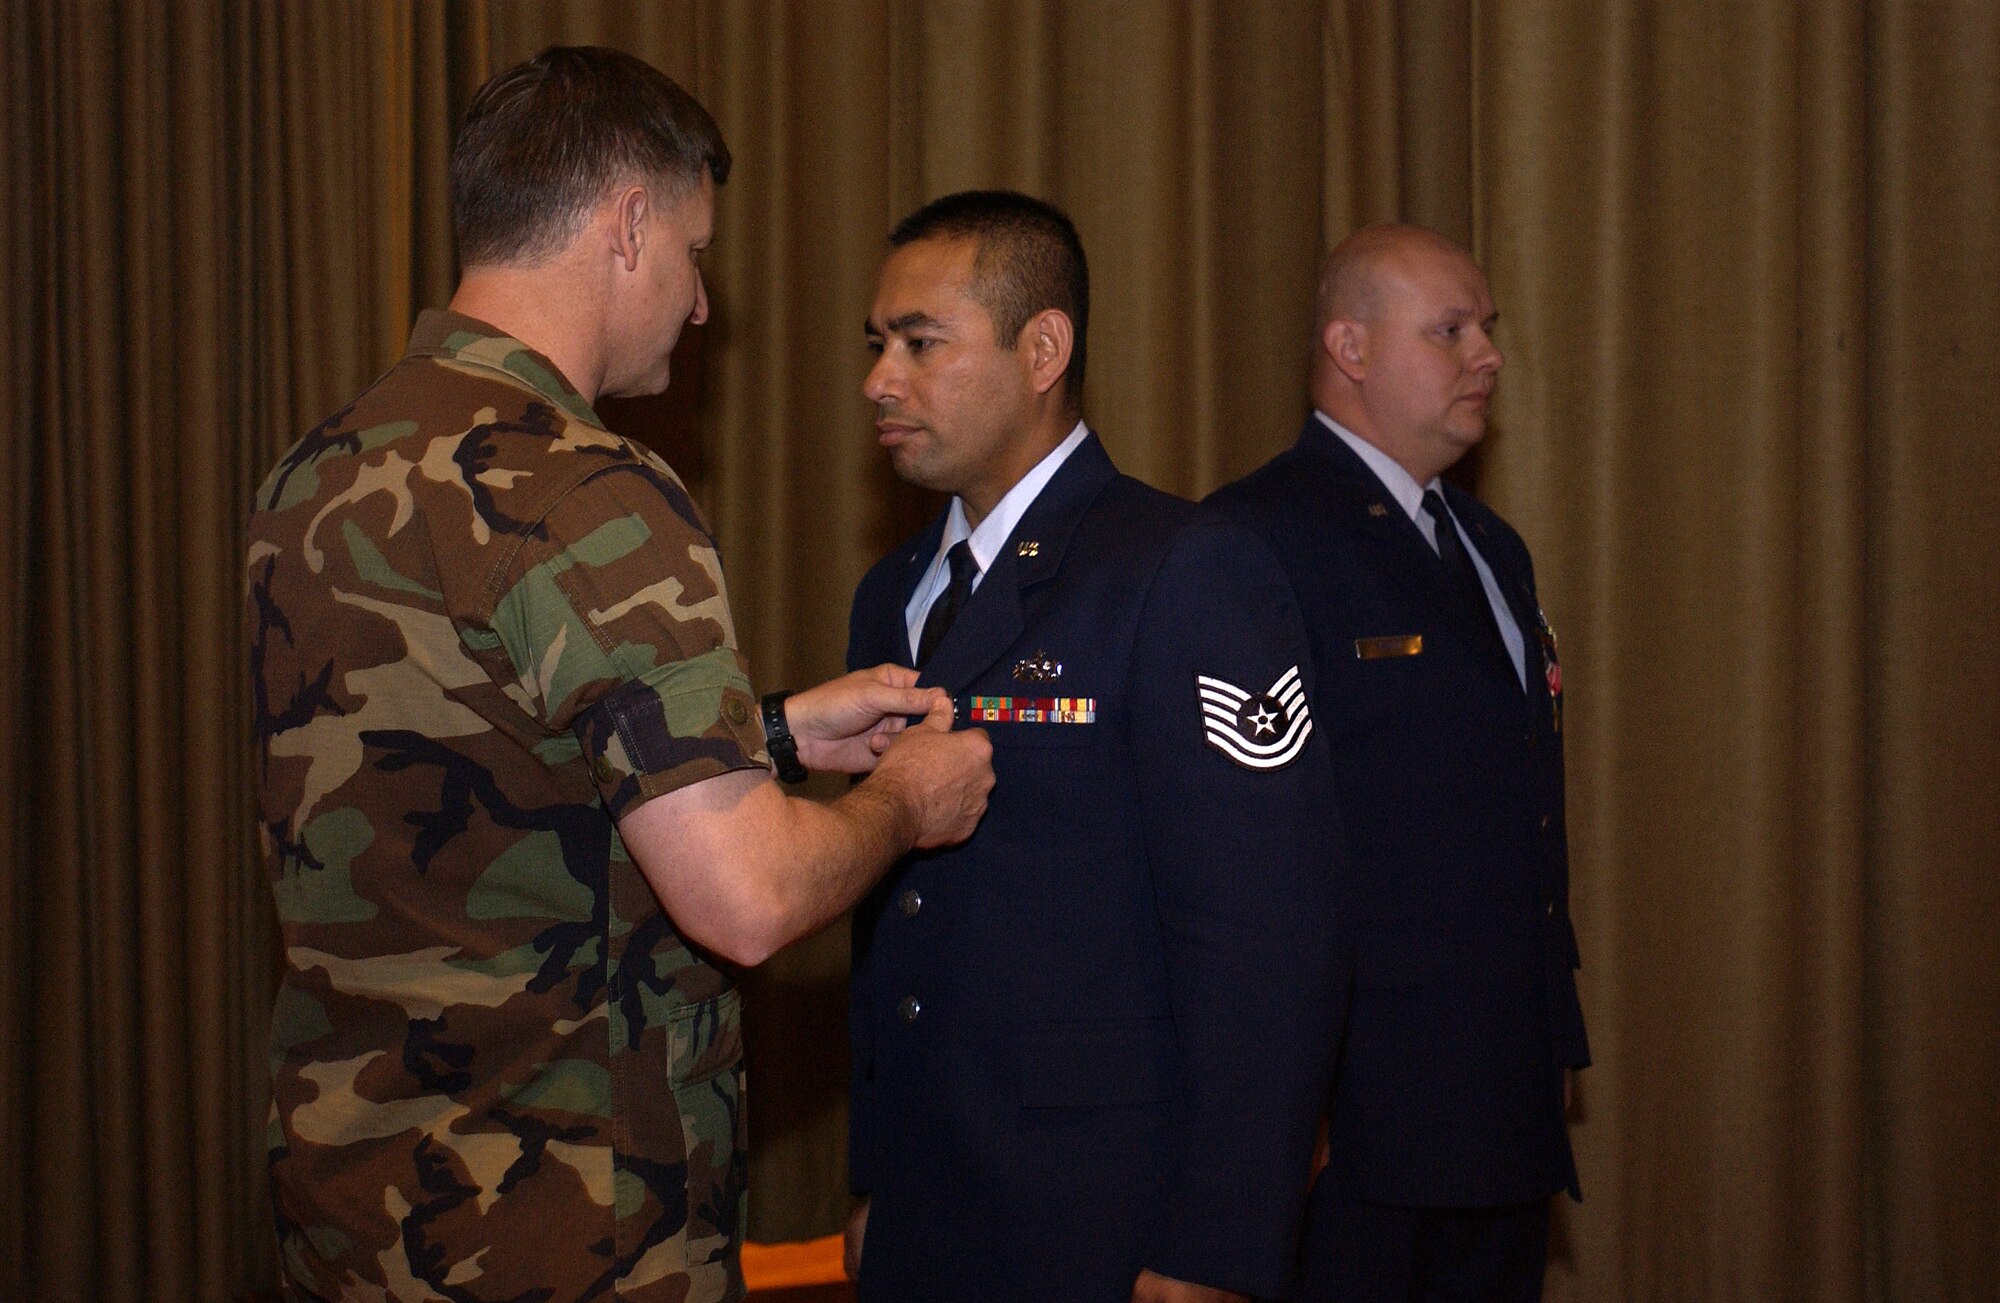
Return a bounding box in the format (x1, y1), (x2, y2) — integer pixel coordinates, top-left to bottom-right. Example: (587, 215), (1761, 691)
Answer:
(248, 310), (766, 1302)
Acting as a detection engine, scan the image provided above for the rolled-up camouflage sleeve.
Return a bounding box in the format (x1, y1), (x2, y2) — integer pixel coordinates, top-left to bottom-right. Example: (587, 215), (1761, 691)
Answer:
(488, 459), (769, 819)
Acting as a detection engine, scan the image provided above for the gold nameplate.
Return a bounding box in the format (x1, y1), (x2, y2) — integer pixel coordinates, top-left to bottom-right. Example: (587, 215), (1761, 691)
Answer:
(1354, 634), (1423, 660)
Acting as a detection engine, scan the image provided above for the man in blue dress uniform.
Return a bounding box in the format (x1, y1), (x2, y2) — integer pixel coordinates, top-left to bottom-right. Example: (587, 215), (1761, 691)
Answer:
(842, 191), (1345, 1303)
(1209, 225), (1590, 1303)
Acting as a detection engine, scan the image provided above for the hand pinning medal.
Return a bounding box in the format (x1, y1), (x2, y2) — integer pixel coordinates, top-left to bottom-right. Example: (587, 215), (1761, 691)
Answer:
(1196, 665), (1313, 770)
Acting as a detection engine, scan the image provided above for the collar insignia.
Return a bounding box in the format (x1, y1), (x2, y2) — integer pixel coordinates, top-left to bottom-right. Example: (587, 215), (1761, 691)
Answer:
(1016, 539), (1041, 557)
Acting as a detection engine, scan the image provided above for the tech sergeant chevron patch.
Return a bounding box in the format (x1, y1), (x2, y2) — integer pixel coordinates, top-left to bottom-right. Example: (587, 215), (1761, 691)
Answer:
(1196, 665), (1314, 770)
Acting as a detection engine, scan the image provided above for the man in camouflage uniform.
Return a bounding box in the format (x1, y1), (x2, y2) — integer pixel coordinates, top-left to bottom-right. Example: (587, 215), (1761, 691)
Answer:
(248, 47), (991, 1303)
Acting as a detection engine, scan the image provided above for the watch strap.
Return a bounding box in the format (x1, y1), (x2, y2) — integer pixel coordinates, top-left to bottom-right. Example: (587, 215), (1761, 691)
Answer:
(761, 690), (809, 784)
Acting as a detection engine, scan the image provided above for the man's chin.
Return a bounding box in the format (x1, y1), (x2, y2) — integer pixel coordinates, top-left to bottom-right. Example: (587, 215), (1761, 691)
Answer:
(632, 371), (673, 398)
(886, 445), (948, 493)
(602, 368), (673, 401)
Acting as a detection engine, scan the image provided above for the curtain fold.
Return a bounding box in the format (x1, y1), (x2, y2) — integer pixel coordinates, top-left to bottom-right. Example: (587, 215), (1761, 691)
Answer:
(1864, 7), (2000, 1299)
(2, 3), (1994, 1298)
(1481, 4), (1887, 1296)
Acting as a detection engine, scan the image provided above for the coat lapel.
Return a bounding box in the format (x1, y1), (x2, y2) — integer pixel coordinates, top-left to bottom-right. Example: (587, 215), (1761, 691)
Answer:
(916, 433), (1118, 693)
(875, 513), (948, 670)
(1298, 420), (1522, 691)
(1299, 419), (1460, 604)
(1446, 483), (1542, 701)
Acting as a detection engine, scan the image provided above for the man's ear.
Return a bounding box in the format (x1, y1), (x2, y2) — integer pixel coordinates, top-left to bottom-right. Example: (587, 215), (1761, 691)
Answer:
(1023, 308), (1074, 397)
(609, 185), (649, 273)
(1324, 319), (1367, 384)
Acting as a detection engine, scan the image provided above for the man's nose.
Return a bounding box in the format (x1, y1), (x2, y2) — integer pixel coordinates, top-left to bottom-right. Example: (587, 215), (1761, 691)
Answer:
(863, 351), (898, 403)
(1472, 328), (1501, 373)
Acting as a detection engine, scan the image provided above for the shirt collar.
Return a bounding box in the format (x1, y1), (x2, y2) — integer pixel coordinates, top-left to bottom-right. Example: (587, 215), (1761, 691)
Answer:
(1313, 409), (1441, 524)
(940, 420), (1091, 573)
(407, 309), (604, 429)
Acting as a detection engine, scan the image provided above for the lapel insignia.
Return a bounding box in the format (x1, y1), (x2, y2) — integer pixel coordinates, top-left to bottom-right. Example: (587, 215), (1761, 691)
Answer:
(1012, 650), (1063, 683)
(1367, 502), (1389, 518)
(1195, 665), (1314, 771)
(1016, 539), (1041, 557)
(968, 695), (1094, 723)
(1535, 607), (1563, 732)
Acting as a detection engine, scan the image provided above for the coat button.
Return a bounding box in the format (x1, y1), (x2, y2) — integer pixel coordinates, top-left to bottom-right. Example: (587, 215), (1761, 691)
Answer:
(1540, 814), (1552, 832)
(1546, 900), (1556, 917)
(899, 889), (923, 918)
(723, 697), (750, 726)
(593, 756), (616, 784)
(897, 995), (922, 1023)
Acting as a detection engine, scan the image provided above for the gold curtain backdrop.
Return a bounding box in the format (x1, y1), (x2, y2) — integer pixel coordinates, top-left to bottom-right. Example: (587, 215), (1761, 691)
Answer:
(4, 2), (1996, 1299)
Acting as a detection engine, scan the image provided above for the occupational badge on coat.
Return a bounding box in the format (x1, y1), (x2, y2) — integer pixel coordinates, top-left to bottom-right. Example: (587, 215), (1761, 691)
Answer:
(1195, 665), (1313, 770)
(1012, 650), (1063, 684)
(1535, 607), (1563, 733)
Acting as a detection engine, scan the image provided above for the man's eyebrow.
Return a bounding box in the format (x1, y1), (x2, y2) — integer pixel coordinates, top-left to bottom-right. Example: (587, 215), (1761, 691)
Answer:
(1436, 305), (1498, 328)
(884, 311), (943, 334)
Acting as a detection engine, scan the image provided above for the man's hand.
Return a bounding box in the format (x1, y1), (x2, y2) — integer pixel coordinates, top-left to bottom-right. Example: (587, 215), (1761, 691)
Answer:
(843, 1196), (870, 1281)
(867, 694), (992, 848)
(784, 664), (947, 774)
(1131, 1269), (1246, 1303)
(612, 682), (985, 967)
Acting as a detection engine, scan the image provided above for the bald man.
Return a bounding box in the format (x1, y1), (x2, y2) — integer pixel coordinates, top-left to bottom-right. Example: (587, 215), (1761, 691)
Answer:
(1207, 226), (1589, 1302)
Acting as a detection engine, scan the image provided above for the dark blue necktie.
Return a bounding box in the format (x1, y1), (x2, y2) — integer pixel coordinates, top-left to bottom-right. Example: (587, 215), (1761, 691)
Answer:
(1422, 490), (1504, 652)
(916, 540), (977, 667)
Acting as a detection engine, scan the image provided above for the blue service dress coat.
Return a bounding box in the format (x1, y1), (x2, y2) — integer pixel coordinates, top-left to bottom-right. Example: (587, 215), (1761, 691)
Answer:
(1208, 418), (1590, 1212)
(846, 433), (1345, 1302)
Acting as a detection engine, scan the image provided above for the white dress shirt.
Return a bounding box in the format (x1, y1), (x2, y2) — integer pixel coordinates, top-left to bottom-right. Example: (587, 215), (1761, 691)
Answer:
(903, 421), (1091, 661)
(1314, 410), (1526, 688)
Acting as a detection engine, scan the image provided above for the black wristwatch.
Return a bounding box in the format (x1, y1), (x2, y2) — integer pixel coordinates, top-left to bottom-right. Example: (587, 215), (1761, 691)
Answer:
(761, 691), (809, 784)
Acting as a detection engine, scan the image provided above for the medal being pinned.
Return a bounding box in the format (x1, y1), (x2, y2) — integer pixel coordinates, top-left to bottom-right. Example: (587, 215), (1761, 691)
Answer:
(1196, 665), (1314, 770)
(1535, 607), (1562, 733)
